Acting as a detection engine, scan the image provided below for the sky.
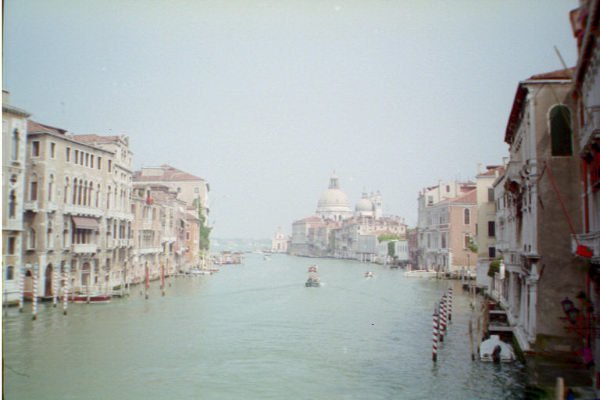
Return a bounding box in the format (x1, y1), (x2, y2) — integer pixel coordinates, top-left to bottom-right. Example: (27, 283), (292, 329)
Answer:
(3, 0), (579, 239)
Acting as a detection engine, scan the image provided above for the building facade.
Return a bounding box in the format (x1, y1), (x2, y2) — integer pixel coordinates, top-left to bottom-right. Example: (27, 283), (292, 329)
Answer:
(2, 91), (30, 304)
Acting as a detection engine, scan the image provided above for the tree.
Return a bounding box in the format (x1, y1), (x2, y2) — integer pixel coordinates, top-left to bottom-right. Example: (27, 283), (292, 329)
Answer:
(193, 197), (212, 251)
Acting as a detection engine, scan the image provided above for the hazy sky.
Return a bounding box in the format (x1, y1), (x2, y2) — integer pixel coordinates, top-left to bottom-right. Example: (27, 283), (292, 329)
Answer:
(3, 0), (579, 239)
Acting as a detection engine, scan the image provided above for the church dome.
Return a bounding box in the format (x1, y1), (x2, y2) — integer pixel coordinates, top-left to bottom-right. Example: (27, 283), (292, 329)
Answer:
(355, 197), (373, 212)
(316, 173), (352, 220)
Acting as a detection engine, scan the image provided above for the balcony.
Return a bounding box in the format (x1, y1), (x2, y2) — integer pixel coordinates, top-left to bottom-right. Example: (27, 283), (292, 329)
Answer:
(106, 209), (134, 221)
(24, 201), (39, 212)
(572, 231), (600, 263)
(581, 106), (600, 147)
(134, 247), (163, 255)
(64, 204), (103, 218)
(72, 243), (98, 254)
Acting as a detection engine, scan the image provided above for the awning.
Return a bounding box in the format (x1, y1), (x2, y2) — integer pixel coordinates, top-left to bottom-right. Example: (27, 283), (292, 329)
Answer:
(72, 216), (99, 230)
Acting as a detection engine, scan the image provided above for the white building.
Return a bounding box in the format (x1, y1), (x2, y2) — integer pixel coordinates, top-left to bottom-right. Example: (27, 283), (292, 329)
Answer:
(2, 91), (30, 304)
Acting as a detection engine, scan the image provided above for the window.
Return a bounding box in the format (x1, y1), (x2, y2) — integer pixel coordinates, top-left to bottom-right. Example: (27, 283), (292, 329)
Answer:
(550, 105), (573, 156)
(441, 232), (447, 249)
(108, 160), (112, 173)
(85, 153), (89, 167)
(8, 237), (16, 254)
(98, 157), (102, 169)
(90, 155), (94, 168)
(6, 266), (15, 280)
(74, 150), (79, 164)
(48, 174), (55, 202)
(488, 247), (496, 258)
(28, 228), (36, 249)
(66, 147), (71, 162)
(11, 129), (19, 161)
(488, 188), (494, 202)
(50, 142), (56, 158)
(32, 141), (40, 157)
(446, 185), (450, 192)
(8, 190), (16, 218)
(464, 208), (471, 225)
(427, 196), (433, 206)
(29, 174), (38, 201)
(64, 177), (70, 204)
(488, 221), (496, 237)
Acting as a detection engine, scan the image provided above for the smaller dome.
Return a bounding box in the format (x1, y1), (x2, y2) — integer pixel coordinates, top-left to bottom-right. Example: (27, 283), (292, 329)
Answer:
(355, 198), (373, 212)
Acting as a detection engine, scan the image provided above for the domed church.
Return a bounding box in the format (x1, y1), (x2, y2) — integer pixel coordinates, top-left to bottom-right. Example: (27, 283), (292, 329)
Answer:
(315, 173), (353, 221)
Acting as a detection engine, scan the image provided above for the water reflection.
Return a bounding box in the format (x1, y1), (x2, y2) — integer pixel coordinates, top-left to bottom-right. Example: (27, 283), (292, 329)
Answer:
(4, 254), (525, 399)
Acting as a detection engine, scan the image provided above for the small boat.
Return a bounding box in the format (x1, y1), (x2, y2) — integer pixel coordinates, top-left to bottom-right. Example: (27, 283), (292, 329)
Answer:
(189, 268), (212, 276)
(403, 269), (438, 278)
(72, 293), (112, 304)
(364, 271), (374, 278)
(479, 335), (516, 363)
(306, 265), (320, 287)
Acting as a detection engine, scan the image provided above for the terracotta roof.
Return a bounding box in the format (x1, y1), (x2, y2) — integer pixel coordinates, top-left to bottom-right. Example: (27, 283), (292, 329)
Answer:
(73, 134), (122, 143)
(134, 164), (204, 182)
(504, 68), (574, 145)
(477, 166), (505, 178)
(27, 120), (67, 136)
(449, 189), (477, 204)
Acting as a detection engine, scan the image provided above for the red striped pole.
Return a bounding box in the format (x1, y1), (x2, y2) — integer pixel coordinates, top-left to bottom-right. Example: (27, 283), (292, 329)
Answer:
(439, 296), (447, 342)
(432, 303), (439, 362)
(52, 266), (58, 307)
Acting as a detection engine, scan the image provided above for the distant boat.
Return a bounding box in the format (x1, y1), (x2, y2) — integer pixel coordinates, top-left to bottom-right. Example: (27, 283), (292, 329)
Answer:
(479, 335), (516, 363)
(404, 269), (437, 278)
(364, 271), (374, 278)
(72, 293), (112, 304)
(306, 265), (320, 287)
(189, 268), (212, 276)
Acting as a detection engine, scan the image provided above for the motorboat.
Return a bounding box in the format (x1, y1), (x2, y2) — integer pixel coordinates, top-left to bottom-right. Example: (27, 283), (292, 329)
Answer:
(306, 265), (320, 287)
(364, 271), (374, 278)
(403, 269), (438, 278)
(72, 293), (112, 304)
(189, 268), (212, 276)
(479, 335), (516, 363)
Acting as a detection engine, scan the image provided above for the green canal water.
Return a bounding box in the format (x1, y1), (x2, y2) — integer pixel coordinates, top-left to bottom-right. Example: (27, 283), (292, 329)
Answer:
(3, 254), (526, 399)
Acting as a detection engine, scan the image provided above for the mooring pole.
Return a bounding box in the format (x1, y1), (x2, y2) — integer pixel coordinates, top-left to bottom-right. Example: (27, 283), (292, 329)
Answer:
(432, 303), (439, 362)
(32, 264), (38, 320)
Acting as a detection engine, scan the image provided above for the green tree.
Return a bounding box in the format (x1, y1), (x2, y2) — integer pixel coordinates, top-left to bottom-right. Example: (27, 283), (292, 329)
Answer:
(193, 197), (212, 251)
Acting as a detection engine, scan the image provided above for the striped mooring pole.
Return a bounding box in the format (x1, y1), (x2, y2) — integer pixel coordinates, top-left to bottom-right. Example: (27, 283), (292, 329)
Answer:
(145, 265), (150, 300)
(62, 265), (69, 316)
(432, 303), (439, 362)
(32, 264), (39, 320)
(18, 266), (25, 313)
(160, 264), (165, 297)
(52, 266), (59, 307)
(439, 295), (447, 342)
(447, 287), (453, 321)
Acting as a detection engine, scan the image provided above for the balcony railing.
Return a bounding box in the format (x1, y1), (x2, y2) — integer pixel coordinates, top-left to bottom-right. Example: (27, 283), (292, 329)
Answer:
(72, 243), (98, 254)
(24, 201), (39, 212)
(106, 209), (134, 221)
(64, 204), (103, 218)
(573, 231), (600, 262)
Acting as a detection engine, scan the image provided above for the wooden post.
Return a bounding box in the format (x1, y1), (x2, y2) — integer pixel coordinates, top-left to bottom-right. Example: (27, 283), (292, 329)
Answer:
(145, 265), (149, 300)
(555, 377), (564, 400)
(32, 264), (38, 320)
(469, 318), (475, 361)
(18, 266), (25, 313)
(432, 303), (439, 362)
(62, 265), (69, 316)
(439, 296), (447, 342)
(160, 264), (165, 297)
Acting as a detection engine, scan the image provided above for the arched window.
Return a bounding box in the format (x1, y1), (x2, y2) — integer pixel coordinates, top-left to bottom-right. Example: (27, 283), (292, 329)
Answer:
(11, 129), (19, 161)
(464, 208), (471, 225)
(107, 186), (111, 209)
(6, 266), (15, 280)
(64, 177), (70, 204)
(8, 190), (16, 218)
(72, 178), (78, 204)
(29, 174), (38, 201)
(550, 105), (573, 156)
(96, 184), (101, 208)
(48, 174), (55, 202)
(28, 228), (36, 249)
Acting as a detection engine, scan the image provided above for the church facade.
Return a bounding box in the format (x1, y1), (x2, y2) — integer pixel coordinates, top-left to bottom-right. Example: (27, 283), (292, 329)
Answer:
(289, 173), (407, 263)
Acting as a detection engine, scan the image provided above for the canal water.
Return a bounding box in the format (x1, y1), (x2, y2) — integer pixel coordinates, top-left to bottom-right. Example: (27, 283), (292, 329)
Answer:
(3, 254), (526, 399)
